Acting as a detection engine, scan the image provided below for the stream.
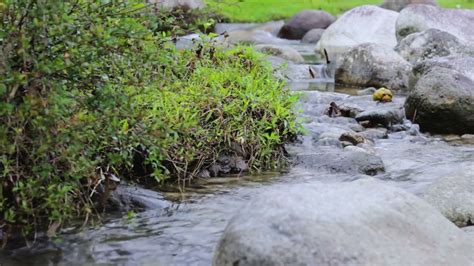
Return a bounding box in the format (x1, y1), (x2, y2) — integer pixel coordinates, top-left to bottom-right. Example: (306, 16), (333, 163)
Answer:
(2, 25), (474, 266)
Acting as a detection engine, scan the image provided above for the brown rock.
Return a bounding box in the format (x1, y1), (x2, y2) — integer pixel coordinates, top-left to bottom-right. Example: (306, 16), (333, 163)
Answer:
(339, 132), (366, 145)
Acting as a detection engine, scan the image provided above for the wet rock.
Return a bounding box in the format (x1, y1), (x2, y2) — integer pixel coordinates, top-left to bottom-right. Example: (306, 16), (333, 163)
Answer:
(174, 33), (201, 50)
(316, 115), (361, 126)
(310, 120), (364, 139)
(295, 91), (350, 116)
(301, 28), (325, 44)
(214, 23), (259, 35)
(346, 121), (366, 132)
(443, 135), (462, 142)
(252, 21), (285, 36)
(411, 56), (474, 83)
(381, 0), (437, 11)
(405, 66), (474, 134)
(234, 158), (249, 172)
(316, 128), (353, 141)
(230, 141), (248, 158)
(357, 87), (377, 96)
(395, 29), (474, 64)
(312, 117), (361, 135)
(323, 102), (342, 117)
(461, 134), (474, 145)
(422, 167), (474, 227)
(356, 142), (377, 154)
(355, 103), (405, 128)
(197, 169), (211, 179)
(396, 5), (474, 43)
(208, 155), (249, 177)
(343, 145), (372, 153)
(214, 179), (474, 266)
(278, 10), (335, 40)
(108, 185), (168, 211)
(324, 114), (359, 129)
(340, 140), (354, 147)
(339, 132), (365, 145)
(216, 20), (284, 35)
(314, 137), (342, 148)
(391, 123), (412, 132)
(360, 128), (389, 140)
(315, 5), (399, 60)
(295, 146), (385, 175)
(254, 44), (304, 63)
(225, 30), (293, 46)
(147, 0), (205, 9)
(407, 123), (421, 136)
(335, 43), (412, 90)
(338, 103), (364, 118)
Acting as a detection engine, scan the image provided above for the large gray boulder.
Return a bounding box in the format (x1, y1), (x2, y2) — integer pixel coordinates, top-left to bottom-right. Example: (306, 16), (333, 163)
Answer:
(396, 5), (474, 43)
(335, 43), (412, 90)
(395, 29), (474, 64)
(278, 10), (335, 40)
(411, 56), (474, 82)
(423, 167), (474, 227)
(301, 28), (325, 44)
(146, 0), (204, 9)
(213, 179), (474, 266)
(405, 65), (474, 134)
(315, 5), (399, 60)
(381, 0), (437, 11)
(254, 44), (304, 63)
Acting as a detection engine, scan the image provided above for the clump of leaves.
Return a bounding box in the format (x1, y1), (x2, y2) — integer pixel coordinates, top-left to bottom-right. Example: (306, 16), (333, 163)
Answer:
(0, 0), (299, 246)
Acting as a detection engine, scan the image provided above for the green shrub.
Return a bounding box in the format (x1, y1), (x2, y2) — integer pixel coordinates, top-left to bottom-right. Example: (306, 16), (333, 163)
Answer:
(0, 0), (299, 245)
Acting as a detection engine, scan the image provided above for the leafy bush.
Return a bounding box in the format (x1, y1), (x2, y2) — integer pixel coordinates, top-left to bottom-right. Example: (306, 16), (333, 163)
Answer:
(0, 0), (299, 245)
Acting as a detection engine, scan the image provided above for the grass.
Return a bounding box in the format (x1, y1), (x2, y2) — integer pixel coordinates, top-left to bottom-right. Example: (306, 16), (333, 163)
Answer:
(207, 0), (474, 22)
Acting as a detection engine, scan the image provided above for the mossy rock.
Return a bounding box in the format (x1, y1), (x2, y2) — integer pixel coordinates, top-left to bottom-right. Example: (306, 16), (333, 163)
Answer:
(373, 87), (393, 102)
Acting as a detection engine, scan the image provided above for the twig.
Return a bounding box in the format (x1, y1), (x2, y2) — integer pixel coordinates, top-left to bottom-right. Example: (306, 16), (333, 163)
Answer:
(323, 48), (330, 64)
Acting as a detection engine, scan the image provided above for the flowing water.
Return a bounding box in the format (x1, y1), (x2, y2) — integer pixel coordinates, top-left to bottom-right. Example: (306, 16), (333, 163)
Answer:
(2, 29), (474, 266)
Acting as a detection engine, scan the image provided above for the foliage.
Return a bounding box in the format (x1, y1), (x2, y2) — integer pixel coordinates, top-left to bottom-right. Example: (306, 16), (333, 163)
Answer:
(0, 0), (299, 245)
(151, 4), (227, 36)
(206, 0), (474, 22)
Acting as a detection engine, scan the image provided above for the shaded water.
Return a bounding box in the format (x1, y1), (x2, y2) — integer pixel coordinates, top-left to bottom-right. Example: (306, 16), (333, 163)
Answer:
(2, 31), (474, 266)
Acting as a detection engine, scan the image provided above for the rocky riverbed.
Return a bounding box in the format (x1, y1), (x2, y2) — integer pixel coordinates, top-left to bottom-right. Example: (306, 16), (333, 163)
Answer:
(2, 3), (474, 265)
